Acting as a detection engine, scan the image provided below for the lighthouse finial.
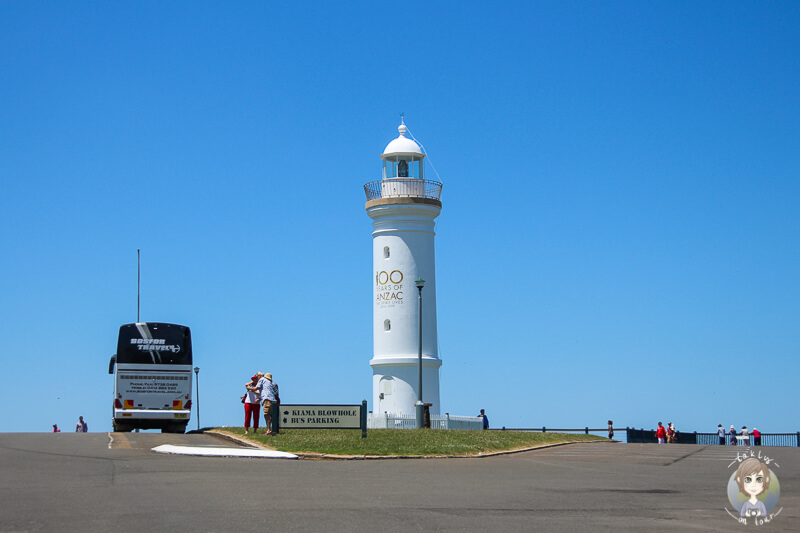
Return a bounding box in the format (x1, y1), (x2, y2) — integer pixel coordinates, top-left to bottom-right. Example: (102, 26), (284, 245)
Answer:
(398, 113), (407, 136)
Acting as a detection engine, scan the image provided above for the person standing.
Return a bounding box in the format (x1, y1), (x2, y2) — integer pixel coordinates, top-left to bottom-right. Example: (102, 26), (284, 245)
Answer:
(667, 422), (676, 444)
(257, 372), (280, 435)
(608, 420), (614, 440)
(75, 416), (88, 432)
(656, 422), (667, 444)
(752, 427), (761, 446)
(740, 426), (749, 446)
(478, 409), (489, 430)
(729, 425), (737, 445)
(243, 373), (262, 435)
(717, 424), (725, 445)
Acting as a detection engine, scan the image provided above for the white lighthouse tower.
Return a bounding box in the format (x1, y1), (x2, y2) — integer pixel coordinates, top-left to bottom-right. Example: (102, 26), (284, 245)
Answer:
(364, 120), (443, 418)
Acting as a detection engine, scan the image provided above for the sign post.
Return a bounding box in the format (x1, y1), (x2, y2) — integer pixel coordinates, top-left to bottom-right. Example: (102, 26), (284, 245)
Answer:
(276, 400), (368, 438)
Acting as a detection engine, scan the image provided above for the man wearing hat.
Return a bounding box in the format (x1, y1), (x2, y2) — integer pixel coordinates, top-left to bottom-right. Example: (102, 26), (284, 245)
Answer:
(257, 372), (280, 435)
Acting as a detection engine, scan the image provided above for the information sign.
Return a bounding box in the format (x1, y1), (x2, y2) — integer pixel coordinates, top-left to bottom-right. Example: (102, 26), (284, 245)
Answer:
(276, 401), (368, 437)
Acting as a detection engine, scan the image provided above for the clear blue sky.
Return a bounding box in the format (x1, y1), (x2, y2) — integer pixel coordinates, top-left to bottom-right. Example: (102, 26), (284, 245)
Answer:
(1, 2), (797, 434)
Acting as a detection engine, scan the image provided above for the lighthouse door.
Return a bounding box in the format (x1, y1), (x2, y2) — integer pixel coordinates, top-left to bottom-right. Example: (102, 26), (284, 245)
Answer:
(379, 376), (395, 415)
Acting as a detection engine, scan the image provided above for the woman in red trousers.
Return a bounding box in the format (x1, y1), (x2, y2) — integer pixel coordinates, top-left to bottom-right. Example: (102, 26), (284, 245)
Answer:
(244, 373), (262, 434)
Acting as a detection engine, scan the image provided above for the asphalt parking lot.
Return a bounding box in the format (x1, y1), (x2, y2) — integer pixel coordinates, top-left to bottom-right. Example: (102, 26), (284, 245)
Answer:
(0, 433), (796, 532)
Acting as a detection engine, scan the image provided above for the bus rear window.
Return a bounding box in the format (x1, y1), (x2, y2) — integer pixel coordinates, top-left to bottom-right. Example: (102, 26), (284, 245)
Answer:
(116, 323), (192, 365)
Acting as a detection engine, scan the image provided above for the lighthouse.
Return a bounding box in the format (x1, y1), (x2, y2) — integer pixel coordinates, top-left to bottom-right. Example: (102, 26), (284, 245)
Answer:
(364, 120), (443, 418)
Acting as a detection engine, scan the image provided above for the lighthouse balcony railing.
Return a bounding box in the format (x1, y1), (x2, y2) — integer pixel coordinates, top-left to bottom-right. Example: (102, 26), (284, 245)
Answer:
(364, 178), (443, 202)
(368, 412), (483, 430)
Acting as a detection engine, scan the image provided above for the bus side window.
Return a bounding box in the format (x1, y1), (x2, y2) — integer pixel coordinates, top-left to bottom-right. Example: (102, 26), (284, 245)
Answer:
(109, 355), (116, 374)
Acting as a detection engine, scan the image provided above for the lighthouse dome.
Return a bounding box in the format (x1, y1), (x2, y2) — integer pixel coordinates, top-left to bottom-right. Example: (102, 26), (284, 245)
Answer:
(381, 123), (425, 160)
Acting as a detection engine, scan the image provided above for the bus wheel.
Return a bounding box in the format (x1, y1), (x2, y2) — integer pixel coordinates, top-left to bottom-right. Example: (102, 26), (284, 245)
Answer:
(112, 421), (132, 432)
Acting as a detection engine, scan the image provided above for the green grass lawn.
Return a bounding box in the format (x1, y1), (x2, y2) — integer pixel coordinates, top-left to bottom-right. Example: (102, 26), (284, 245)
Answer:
(215, 428), (606, 456)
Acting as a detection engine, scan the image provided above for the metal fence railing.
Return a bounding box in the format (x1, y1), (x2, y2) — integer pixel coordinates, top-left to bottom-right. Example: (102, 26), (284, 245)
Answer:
(435, 415), (483, 430)
(360, 419), (800, 446)
(497, 427), (622, 442)
(760, 433), (800, 446)
(490, 427), (800, 447)
(364, 179), (443, 202)
(367, 413), (483, 430)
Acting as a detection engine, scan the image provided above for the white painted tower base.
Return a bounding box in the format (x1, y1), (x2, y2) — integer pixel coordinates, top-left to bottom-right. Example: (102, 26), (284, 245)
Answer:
(371, 358), (442, 417)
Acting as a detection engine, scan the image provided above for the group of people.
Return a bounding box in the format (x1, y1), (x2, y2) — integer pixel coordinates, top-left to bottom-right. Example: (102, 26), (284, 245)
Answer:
(656, 422), (764, 445)
(243, 371), (280, 435)
(718, 424), (761, 445)
(51, 416), (88, 433)
(655, 421), (679, 443)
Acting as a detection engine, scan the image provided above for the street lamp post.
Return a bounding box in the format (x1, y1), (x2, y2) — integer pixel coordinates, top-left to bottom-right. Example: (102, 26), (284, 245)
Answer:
(415, 278), (425, 429)
(194, 366), (200, 430)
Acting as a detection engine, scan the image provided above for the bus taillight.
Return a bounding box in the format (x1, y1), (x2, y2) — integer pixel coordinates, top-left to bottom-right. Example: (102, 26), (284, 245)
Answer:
(185, 400), (192, 410)
(114, 399), (123, 408)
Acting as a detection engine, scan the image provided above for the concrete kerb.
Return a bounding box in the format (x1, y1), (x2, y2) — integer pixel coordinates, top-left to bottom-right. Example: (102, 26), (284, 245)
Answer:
(205, 429), (274, 450)
(206, 429), (614, 460)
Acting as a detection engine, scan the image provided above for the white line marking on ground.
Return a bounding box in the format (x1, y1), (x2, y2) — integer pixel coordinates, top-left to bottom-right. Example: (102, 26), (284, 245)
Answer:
(151, 444), (298, 459)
